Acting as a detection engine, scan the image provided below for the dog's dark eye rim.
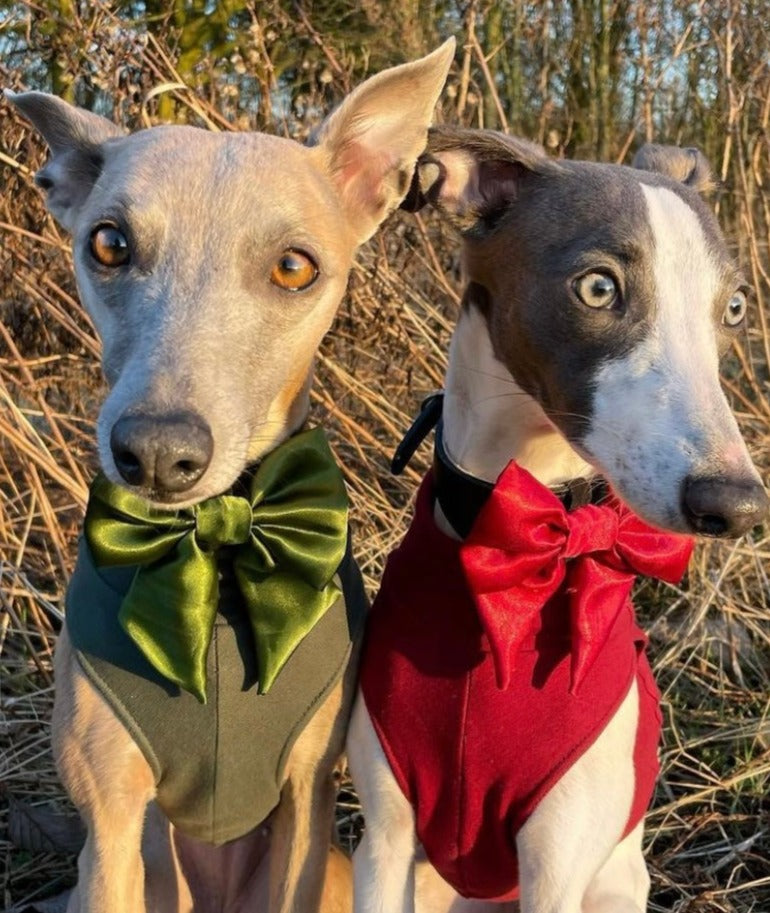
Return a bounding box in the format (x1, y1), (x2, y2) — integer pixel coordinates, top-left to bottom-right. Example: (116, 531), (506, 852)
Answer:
(270, 249), (319, 292)
(88, 222), (130, 268)
(722, 288), (748, 327)
(571, 271), (621, 310)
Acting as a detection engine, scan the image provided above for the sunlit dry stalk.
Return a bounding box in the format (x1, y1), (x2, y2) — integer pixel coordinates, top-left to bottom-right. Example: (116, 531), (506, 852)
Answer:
(1, 3), (770, 908)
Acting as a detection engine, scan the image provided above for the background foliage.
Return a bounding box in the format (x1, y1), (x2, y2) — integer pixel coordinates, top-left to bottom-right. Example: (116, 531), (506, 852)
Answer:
(1, 1), (769, 911)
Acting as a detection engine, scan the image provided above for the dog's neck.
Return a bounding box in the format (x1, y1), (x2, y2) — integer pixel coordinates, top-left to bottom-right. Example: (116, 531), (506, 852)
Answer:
(442, 304), (593, 493)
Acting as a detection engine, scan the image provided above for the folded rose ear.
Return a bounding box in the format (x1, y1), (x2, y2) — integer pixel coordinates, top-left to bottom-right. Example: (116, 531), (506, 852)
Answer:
(632, 143), (715, 194)
(410, 125), (561, 234)
(6, 90), (124, 230)
(312, 39), (455, 245)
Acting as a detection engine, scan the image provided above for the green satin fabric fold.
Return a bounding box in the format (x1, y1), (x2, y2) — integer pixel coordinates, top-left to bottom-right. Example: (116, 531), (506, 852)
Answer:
(84, 428), (349, 703)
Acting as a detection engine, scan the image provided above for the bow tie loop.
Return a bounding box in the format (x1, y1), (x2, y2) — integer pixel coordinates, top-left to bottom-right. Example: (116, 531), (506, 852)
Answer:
(84, 428), (349, 703)
(195, 495), (254, 549)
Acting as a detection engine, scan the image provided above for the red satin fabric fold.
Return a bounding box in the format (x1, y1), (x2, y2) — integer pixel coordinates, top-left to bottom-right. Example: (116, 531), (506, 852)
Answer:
(360, 465), (693, 901)
(460, 460), (693, 692)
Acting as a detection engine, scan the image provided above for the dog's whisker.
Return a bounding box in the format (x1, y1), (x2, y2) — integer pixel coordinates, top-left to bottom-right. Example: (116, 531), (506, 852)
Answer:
(468, 390), (535, 408)
(453, 362), (520, 385)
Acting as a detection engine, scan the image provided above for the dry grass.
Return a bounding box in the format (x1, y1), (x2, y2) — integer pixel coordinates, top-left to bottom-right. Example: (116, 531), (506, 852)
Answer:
(2, 9), (770, 913)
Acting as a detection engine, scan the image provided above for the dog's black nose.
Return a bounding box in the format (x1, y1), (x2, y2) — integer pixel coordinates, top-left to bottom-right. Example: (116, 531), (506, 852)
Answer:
(682, 475), (769, 537)
(110, 412), (213, 494)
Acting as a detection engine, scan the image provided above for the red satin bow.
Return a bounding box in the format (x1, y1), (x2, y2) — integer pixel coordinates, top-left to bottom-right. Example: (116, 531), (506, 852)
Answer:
(459, 461), (694, 693)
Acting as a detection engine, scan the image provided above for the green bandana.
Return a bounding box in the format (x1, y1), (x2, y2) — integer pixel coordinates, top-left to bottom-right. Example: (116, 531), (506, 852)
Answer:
(84, 427), (349, 704)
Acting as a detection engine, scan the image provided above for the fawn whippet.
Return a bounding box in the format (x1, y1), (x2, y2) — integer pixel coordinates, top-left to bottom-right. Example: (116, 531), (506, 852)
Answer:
(8, 40), (453, 913)
(348, 127), (768, 913)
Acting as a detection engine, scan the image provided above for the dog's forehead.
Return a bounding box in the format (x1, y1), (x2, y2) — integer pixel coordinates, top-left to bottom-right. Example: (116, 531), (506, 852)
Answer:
(518, 160), (734, 277)
(92, 126), (345, 233)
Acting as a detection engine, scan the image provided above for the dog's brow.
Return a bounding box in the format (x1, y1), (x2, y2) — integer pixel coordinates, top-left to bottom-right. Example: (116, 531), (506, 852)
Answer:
(90, 196), (134, 227)
(545, 240), (647, 273)
(723, 268), (749, 294)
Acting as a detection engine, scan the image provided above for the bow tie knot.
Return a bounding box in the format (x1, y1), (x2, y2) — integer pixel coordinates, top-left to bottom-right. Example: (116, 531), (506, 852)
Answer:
(460, 461), (693, 694)
(195, 495), (254, 549)
(563, 504), (619, 558)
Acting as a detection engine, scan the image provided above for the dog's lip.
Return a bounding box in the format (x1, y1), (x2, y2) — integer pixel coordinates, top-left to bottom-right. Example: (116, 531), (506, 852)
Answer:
(120, 481), (237, 509)
(113, 482), (210, 509)
(101, 466), (255, 510)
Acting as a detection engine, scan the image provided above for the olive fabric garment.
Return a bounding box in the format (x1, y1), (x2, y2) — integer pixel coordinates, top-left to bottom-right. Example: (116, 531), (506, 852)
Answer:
(66, 535), (366, 845)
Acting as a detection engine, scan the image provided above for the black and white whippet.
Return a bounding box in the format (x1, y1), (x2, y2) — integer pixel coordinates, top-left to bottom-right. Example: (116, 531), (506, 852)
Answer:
(348, 128), (768, 913)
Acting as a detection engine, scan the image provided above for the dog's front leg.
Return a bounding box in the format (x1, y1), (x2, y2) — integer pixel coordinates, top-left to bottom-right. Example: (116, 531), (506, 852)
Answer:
(348, 693), (417, 913)
(515, 681), (642, 913)
(267, 678), (353, 913)
(580, 822), (648, 913)
(69, 808), (148, 913)
(53, 629), (155, 913)
(268, 766), (338, 913)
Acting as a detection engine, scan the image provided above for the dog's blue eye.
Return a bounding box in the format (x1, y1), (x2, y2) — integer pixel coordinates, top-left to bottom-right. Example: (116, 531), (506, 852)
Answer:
(723, 290), (747, 327)
(90, 224), (129, 268)
(573, 272), (619, 310)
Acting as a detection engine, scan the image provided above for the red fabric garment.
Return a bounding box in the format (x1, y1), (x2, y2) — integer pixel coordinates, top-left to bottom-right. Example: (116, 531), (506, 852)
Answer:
(360, 463), (693, 901)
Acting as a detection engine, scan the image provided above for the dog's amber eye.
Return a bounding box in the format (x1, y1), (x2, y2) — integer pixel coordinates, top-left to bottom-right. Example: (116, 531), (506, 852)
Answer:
(573, 272), (619, 310)
(723, 290), (747, 327)
(270, 250), (318, 292)
(90, 225), (129, 267)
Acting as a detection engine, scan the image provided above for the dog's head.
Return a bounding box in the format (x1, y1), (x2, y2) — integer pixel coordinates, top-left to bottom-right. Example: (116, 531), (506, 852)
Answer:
(412, 126), (767, 536)
(7, 39), (454, 506)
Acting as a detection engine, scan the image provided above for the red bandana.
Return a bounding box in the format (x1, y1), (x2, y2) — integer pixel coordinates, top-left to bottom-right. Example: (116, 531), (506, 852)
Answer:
(461, 460), (693, 693)
(361, 463), (693, 901)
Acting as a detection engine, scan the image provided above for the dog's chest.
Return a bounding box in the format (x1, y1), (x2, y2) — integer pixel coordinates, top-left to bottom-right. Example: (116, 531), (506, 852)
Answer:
(66, 538), (366, 845)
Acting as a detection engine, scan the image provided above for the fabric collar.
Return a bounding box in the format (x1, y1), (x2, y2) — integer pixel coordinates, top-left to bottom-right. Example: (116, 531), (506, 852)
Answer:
(83, 427), (349, 703)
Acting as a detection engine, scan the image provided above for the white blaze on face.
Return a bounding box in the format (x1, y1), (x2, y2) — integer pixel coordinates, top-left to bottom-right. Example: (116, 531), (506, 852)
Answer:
(583, 183), (756, 530)
(641, 184), (723, 400)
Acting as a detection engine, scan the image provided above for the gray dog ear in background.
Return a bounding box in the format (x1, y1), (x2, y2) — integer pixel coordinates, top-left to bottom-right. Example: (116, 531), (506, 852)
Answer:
(401, 125), (562, 233)
(632, 143), (716, 194)
(5, 90), (125, 229)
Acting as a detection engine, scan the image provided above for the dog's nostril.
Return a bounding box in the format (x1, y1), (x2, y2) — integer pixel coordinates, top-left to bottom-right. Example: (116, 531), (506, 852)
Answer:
(691, 513), (728, 537)
(160, 446), (213, 491)
(110, 412), (213, 494)
(682, 475), (769, 538)
(112, 446), (145, 487)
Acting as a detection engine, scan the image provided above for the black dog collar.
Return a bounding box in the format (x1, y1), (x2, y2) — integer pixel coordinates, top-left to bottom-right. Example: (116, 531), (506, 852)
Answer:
(392, 393), (607, 538)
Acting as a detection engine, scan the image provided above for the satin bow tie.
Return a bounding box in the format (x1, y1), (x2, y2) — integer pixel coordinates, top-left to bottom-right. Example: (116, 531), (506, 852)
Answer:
(84, 427), (349, 703)
(459, 461), (693, 693)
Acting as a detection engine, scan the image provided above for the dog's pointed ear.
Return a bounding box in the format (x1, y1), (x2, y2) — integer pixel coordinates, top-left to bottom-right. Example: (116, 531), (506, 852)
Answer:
(6, 90), (125, 230)
(632, 143), (715, 194)
(408, 126), (560, 233)
(312, 38), (455, 245)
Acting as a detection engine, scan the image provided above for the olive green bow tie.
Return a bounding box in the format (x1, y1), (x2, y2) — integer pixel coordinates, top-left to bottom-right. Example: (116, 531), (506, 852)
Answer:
(84, 428), (349, 703)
